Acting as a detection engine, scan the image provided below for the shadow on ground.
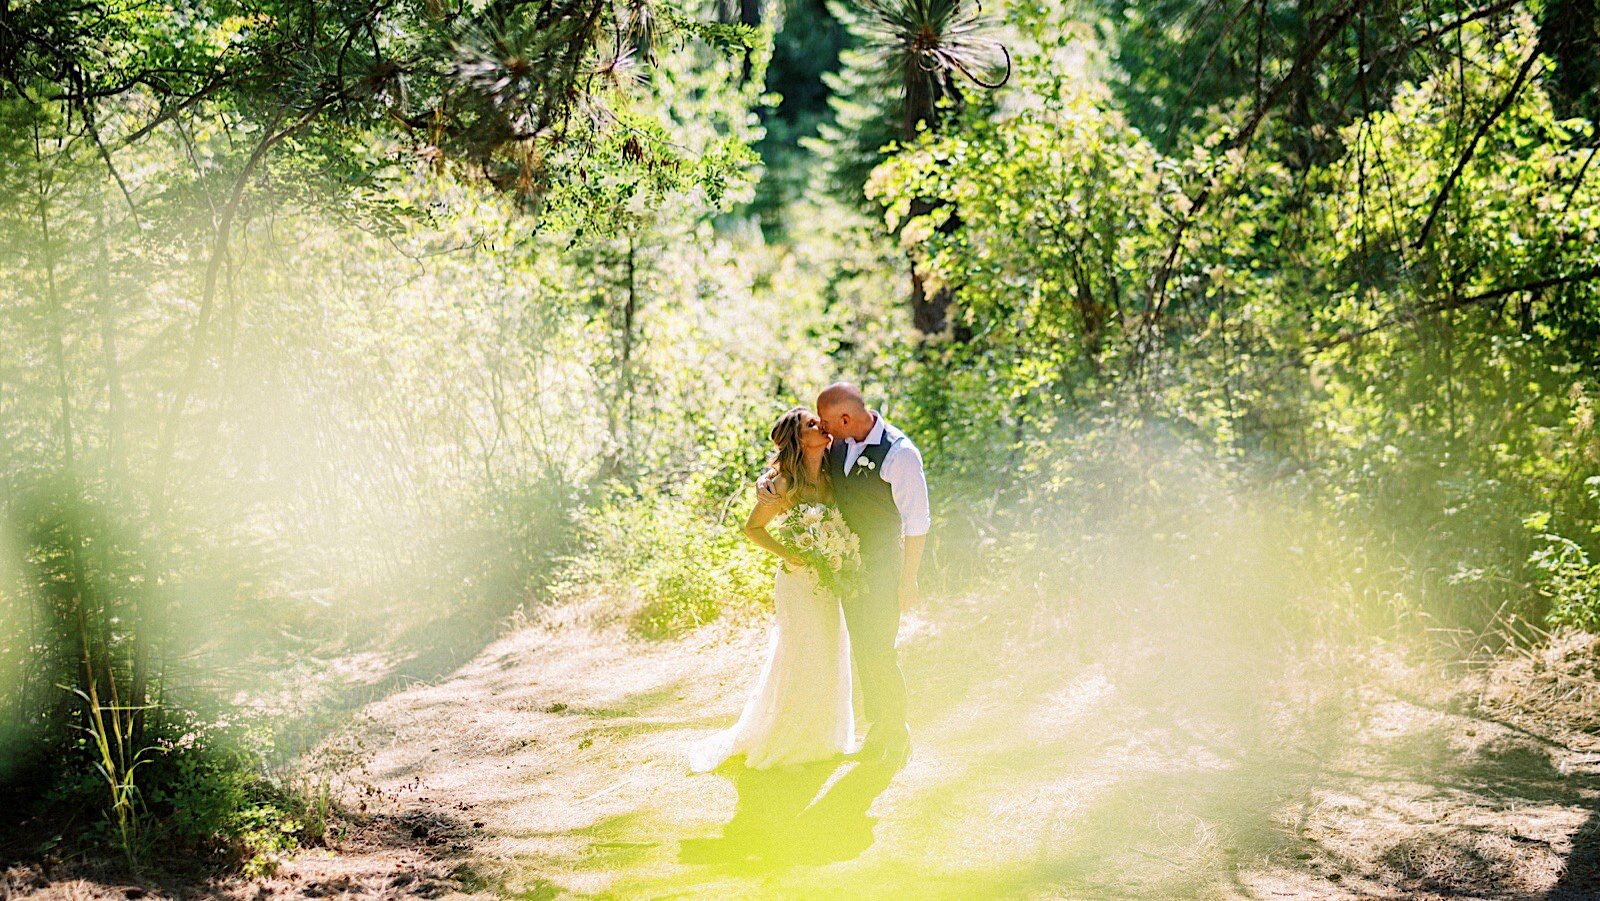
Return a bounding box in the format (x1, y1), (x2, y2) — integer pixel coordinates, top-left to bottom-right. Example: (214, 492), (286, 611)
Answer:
(471, 587), (1600, 900)
(678, 757), (899, 872)
(1551, 811), (1600, 899)
(272, 603), (530, 762)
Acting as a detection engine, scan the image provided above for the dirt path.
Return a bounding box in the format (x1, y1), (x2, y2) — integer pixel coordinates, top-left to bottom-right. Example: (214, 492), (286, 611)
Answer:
(11, 598), (1597, 900)
(15, 595), (1600, 896)
(0, 591), (1552, 901)
(180, 590), (1598, 901)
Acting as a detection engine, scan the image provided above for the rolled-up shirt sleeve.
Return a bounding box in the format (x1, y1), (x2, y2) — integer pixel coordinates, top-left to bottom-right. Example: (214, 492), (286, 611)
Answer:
(882, 441), (931, 537)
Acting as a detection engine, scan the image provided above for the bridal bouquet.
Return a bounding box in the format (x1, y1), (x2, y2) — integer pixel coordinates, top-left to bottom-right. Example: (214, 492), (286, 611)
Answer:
(774, 503), (862, 598)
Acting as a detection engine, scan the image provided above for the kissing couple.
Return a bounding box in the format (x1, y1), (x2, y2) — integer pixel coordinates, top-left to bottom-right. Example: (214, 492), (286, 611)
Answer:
(688, 382), (929, 774)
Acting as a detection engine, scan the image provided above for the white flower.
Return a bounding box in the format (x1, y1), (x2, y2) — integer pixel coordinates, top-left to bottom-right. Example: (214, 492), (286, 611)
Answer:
(857, 458), (876, 472)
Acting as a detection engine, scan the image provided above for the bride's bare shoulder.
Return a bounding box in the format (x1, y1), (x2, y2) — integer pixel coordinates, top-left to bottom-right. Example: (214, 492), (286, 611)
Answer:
(756, 471), (791, 504)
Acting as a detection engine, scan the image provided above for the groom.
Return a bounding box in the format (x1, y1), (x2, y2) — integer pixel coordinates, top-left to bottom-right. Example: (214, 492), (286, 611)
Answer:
(814, 382), (929, 765)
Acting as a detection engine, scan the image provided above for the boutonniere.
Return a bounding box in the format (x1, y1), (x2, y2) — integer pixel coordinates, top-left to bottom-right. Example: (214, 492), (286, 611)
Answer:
(856, 457), (876, 473)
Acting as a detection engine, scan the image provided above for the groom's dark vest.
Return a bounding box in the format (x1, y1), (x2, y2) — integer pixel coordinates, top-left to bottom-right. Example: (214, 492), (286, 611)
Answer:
(829, 425), (906, 576)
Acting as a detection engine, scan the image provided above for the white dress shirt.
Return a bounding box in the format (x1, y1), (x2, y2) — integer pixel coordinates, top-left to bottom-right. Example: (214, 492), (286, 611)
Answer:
(845, 413), (931, 538)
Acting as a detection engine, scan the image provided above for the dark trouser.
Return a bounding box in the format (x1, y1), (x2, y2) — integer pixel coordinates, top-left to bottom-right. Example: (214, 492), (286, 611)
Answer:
(843, 551), (907, 740)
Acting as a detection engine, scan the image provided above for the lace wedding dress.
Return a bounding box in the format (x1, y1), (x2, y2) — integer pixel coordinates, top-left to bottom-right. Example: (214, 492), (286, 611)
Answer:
(687, 562), (859, 772)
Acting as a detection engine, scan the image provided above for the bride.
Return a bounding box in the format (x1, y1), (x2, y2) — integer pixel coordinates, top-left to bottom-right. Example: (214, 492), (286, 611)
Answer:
(687, 407), (860, 773)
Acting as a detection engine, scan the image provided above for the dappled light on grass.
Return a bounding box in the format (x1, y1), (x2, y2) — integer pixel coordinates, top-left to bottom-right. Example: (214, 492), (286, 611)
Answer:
(315, 454), (1401, 897)
(509, 596), (1584, 898)
(388, 442), (1596, 899)
(497, 603), (1357, 897)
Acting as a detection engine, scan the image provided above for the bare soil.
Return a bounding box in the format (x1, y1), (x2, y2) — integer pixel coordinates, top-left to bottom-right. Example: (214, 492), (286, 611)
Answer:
(7, 598), (1600, 900)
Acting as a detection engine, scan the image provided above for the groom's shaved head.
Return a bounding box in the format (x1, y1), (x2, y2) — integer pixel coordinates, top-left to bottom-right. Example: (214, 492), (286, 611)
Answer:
(817, 382), (873, 441)
(818, 382), (866, 414)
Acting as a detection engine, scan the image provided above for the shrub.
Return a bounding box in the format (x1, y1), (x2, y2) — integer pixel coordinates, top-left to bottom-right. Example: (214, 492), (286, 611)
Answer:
(555, 486), (774, 637)
(1528, 478), (1600, 631)
(139, 711), (334, 873)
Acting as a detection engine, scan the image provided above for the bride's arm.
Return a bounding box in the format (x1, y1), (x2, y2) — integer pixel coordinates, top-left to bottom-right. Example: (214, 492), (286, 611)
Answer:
(743, 480), (806, 568)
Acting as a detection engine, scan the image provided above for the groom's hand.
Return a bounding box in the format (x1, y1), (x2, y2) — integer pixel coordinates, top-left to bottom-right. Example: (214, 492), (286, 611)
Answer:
(756, 478), (784, 506)
(899, 534), (925, 613)
(898, 579), (918, 613)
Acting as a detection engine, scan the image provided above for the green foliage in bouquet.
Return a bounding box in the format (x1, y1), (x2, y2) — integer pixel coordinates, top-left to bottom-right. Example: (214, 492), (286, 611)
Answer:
(773, 504), (864, 600)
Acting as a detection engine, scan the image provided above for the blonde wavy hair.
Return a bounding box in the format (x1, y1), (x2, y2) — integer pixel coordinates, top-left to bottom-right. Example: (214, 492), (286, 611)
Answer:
(762, 406), (829, 503)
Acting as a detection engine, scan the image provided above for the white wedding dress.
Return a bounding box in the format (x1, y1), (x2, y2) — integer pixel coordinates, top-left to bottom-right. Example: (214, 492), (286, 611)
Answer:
(688, 563), (859, 772)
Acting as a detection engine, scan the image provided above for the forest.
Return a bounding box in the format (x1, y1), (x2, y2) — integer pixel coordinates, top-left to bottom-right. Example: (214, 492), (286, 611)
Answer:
(1, 0), (1599, 896)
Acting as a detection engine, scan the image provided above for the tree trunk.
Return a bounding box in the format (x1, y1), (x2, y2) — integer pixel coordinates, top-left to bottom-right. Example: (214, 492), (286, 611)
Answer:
(1538, 0), (1600, 123)
(902, 69), (967, 343)
(98, 200), (124, 477)
(907, 197), (961, 337)
(723, 0), (764, 82)
(33, 124), (74, 475)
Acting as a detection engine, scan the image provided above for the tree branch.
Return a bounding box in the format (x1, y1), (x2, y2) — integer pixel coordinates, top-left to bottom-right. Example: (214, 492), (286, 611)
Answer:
(1135, 0), (1372, 372)
(1314, 263), (1600, 351)
(150, 94), (341, 509)
(1413, 46), (1543, 249)
(116, 76), (227, 148)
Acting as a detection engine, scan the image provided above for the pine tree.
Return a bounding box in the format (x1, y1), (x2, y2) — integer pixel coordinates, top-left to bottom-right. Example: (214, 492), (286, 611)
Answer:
(808, 0), (1008, 336)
